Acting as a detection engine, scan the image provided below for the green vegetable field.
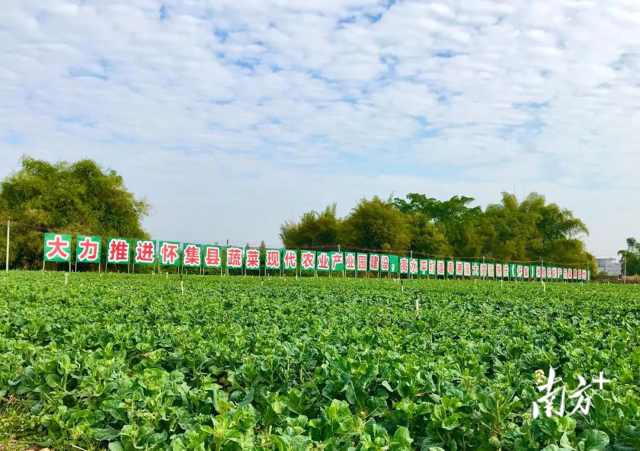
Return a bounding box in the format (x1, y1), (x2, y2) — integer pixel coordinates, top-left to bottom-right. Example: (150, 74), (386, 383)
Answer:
(0, 273), (638, 451)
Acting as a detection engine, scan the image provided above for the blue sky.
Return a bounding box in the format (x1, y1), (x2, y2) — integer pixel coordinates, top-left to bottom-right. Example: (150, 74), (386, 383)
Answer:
(1, 0), (639, 256)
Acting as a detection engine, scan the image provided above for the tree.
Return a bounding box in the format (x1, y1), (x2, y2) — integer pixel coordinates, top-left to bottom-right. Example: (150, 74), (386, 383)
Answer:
(394, 194), (485, 257)
(392, 191), (596, 272)
(341, 196), (410, 252)
(279, 191), (596, 272)
(280, 204), (341, 248)
(0, 156), (150, 268)
(259, 240), (266, 262)
(619, 237), (640, 276)
(483, 192), (594, 272)
(406, 212), (452, 257)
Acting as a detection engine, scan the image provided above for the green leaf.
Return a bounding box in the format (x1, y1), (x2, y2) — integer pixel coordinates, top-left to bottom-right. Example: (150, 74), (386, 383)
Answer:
(108, 442), (124, 451)
(580, 430), (610, 451)
(442, 414), (460, 430)
(238, 387), (255, 409)
(617, 426), (640, 450)
(391, 426), (413, 449)
(381, 381), (394, 392)
(560, 433), (575, 450)
(93, 427), (120, 441)
(45, 374), (61, 389)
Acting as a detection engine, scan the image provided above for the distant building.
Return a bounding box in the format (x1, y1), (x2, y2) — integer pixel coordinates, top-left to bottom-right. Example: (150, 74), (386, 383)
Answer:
(596, 257), (621, 276)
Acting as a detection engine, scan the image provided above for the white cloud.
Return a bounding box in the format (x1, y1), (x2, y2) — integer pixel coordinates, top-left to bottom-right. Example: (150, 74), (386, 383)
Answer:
(1, 0), (639, 256)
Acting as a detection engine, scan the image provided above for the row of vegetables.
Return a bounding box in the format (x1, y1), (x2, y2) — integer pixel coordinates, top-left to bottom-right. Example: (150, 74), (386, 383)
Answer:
(0, 272), (638, 450)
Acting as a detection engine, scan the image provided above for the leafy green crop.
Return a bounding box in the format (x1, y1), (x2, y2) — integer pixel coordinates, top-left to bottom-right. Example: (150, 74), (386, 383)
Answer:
(0, 273), (638, 450)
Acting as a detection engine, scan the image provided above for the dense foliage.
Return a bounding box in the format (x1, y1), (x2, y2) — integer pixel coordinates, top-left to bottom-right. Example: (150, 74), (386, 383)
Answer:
(1, 273), (638, 450)
(0, 157), (150, 269)
(280, 194), (596, 274)
(618, 238), (640, 276)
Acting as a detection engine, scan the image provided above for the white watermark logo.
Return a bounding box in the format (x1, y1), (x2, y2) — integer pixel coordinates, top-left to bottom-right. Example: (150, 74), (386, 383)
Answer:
(532, 367), (610, 419)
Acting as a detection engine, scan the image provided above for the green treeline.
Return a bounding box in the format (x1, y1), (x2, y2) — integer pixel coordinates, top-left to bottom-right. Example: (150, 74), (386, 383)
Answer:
(0, 156), (600, 275)
(0, 156), (150, 269)
(619, 238), (640, 276)
(280, 193), (597, 273)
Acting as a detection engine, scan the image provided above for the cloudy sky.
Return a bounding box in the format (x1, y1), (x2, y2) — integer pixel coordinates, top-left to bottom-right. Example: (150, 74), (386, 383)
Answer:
(1, 0), (639, 256)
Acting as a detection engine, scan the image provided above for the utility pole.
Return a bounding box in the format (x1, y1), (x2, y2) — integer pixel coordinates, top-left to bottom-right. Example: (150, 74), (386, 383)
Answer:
(5, 220), (9, 272)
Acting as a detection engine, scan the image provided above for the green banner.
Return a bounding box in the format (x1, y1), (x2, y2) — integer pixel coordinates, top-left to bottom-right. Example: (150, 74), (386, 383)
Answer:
(134, 239), (156, 265)
(44, 234), (589, 283)
(245, 248), (261, 271)
(43, 233), (72, 263)
(409, 258), (418, 276)
(399, 257), (409, 274)
(203, 245), (223, 268)
(283, 249), (298, 270)
(317, 251), (330, 272)
(182, 243), (202, 268)
(446, 260), (455, 277)
(369, 254), (380, 273)
(107, 238), (131, 265)
(75, 235), (101, 263)
(389, 255), (399, 273)
(225, 246), (244, 269)
(266, 249), (282, 270)
(330, 252), (344, 272)
(158, 241), (181, 267)
(425, 259), (434, 276)
(344, 252), (356, 271)
(380, 254), (389, 272)
(357, 253), (368, 272)
(454, 261), (463, 277)
(300, 250), (316, 271)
